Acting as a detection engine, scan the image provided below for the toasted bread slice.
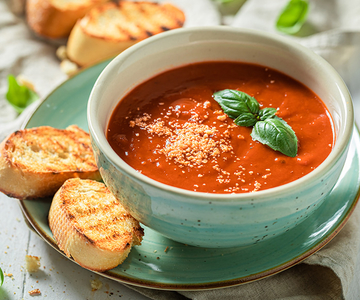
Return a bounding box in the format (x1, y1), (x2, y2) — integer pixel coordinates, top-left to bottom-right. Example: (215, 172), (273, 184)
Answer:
(0, 125), (101, 200)
(66, 1), (185, 67)
(49, 178), (144, 271)
(26, 0), (108, 38)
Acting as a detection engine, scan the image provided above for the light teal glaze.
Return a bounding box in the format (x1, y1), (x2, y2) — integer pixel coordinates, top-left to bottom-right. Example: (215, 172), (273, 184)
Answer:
(88, 27), (354, 248)
(94, 139), (345, 247)
(20, 59), (360, 290)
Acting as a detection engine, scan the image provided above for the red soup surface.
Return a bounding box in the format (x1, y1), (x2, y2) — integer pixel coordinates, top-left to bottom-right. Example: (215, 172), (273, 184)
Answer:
(107, 62), (334, 194)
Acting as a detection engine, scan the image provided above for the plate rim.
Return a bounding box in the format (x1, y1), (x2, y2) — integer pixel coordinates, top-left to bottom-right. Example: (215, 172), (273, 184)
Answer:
(21, 59), (111, 130)
(20, 184), (360, 291)
(18, 60), (360, 291)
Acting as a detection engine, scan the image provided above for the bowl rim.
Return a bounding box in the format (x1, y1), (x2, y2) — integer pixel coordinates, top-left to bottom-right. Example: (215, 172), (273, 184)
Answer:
(88, 26), (354, 201)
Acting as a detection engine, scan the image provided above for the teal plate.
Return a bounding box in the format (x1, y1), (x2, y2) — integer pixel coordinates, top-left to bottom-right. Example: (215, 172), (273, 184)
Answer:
(20, 60), (360, 291)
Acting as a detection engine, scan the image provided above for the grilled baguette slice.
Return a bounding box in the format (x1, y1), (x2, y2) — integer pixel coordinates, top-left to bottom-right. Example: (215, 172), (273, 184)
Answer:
(66, 1), (185, 67)
(26, 0), (108, 38)
(49, 178), (144, 271)
(0, 125), (101, 200)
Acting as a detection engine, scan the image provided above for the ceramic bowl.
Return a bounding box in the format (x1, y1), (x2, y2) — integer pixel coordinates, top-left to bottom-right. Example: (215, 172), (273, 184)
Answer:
(88, 27), (354, 248)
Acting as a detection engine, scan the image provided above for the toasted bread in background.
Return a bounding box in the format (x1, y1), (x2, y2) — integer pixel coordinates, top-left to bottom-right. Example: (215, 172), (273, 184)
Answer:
(66, 1), (185, 67)
(49, 178), (144, 271)
(26, 0), (108, 39)
(0, 125), (101, 200)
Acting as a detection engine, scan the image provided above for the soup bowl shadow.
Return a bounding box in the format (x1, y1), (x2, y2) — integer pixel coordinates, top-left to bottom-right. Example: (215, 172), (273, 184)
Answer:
(88, 27), (354, 248)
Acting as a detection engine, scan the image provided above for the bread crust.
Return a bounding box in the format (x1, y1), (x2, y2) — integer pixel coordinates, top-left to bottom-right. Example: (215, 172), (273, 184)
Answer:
(26, 0), (108, 38)
(67, 22), (137, 67)
(48, 178), (143, 271)
(67, 1), (185, 67)
(0, 125), (101, 200)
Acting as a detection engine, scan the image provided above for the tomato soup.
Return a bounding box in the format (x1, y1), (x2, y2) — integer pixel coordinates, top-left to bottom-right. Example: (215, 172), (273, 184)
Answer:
(107, 62), (334, 193)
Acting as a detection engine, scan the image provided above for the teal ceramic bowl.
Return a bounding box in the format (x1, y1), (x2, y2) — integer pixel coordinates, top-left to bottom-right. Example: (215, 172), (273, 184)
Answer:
(88, 27), (354, 248)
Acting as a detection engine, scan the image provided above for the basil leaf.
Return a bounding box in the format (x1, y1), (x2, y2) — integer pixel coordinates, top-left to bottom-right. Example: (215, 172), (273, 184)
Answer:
(235, 113), (257, 127)
(243, 93), (260, 115)
(213, 88), (298, 157)
(213, 89), (259, 119)
(276, 0), (309, 35)
(259, 107), (277, 120)
(251, 117), (298, 157)
(0, 267), (4, 286)
(6, 75), (39, 114)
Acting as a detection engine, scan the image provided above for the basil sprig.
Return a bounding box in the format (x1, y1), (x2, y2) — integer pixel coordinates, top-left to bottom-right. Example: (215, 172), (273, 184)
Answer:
(276, 0), (309, 35)
(6, 75), (39, 114)
(213, 89), (298, 157)
(0, 267), (4, 286)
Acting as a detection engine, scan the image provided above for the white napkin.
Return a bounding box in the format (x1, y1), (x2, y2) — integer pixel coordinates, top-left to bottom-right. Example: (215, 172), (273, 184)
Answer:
(0, 0), (67, 140)
(231, 0), (360, 126)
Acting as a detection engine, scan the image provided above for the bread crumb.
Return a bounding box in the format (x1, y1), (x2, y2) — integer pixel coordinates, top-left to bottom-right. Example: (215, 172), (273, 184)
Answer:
(16, 75), (35, 91)
(90, 278), (103, 291)
(25, 255), (41, 272)
(56, 45), (68, 60)
(28, 289), (41, 296)
(60, 59), (80, 77)
(9, 0), (26, 15)
(217, 114), (227, 121)
(253, 181), (261, 192)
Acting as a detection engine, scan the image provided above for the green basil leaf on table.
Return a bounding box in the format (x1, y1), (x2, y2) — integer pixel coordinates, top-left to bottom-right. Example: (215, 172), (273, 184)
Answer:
(0, 267), (4, 286)
(213, 89), (298, 157)
(6, 75), (39, 114)
(276, 0), (309, 35)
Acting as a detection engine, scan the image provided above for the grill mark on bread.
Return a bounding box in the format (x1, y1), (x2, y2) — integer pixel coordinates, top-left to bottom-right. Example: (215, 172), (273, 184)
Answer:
(48, 179), (143, 271)
(80, 231), (96, 245)
(57, 179), (143, 251)
(66, 1), (184, 67)
(78, 1), (184, 41)
(160, 26), (170, 31)
(115, 25), (136, 40)
(0, 125), (101, 200)
(26, 0), (108, 38)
